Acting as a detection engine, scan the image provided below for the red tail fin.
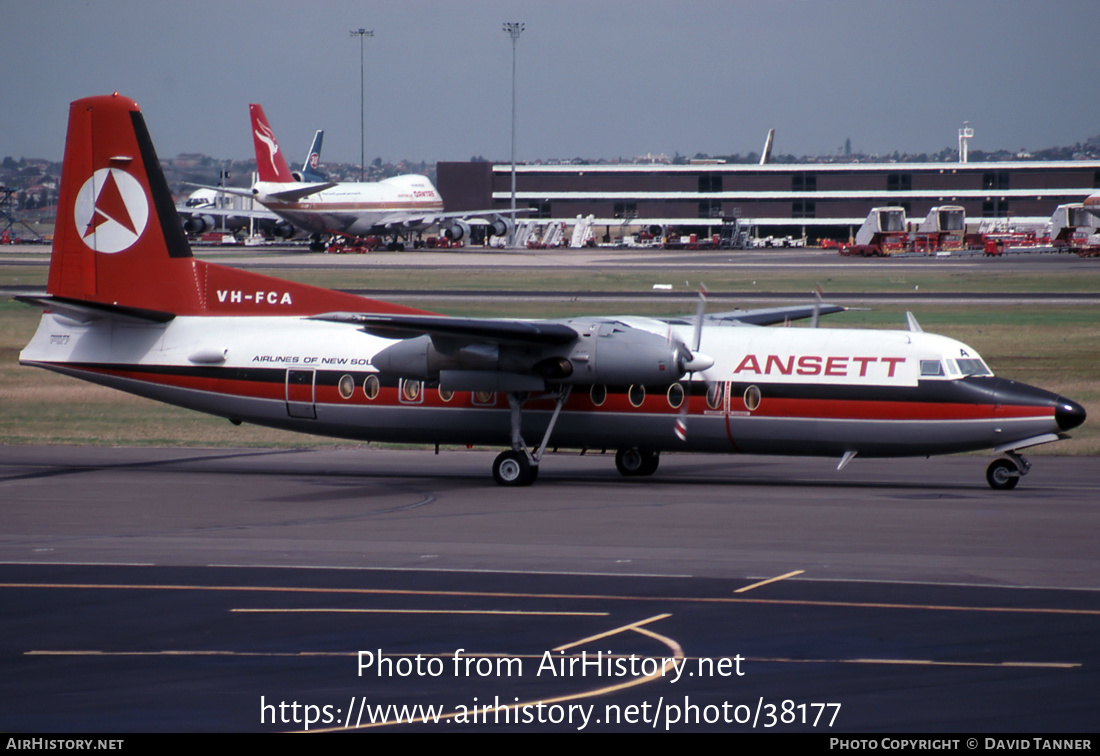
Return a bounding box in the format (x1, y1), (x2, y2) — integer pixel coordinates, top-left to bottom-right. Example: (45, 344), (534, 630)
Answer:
(47, 94), (204, 315)
(46, 94), (428, 319)
(249, 104), (294, 183)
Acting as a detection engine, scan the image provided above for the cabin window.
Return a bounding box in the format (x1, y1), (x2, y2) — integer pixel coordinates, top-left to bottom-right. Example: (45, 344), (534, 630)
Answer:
(667, 383), (685, 409)
(438, 387), (454, 402)
(743, 385), (761, 411)
(400, 379), (422, 403)
(363, 374), (380, 400)
(920, 360), (945, 377)
(473, 390), (495, 405)
(590, 385), (607, 406)
(338, 374), (355, 399)
(628, 384), (646, 407)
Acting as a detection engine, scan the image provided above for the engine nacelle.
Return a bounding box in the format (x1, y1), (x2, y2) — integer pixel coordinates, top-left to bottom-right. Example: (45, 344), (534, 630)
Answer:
(560, 321), (686, 386)
(182, 214), (215, 235)
(443, 220), (471, 241)
(272, 221), (296, 239)
(372, 337), (518, 379)
(488, 216), (514, 238)
(371, 321), (689, 389)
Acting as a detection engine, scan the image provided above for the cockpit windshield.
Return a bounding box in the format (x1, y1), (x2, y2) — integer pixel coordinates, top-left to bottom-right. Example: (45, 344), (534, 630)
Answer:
(955, 358), (992, 377)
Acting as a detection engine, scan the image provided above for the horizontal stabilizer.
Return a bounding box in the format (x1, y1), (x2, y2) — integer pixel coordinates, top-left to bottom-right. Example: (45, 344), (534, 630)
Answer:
(267, 182), (338, 202)
(16, 294), (175, 324)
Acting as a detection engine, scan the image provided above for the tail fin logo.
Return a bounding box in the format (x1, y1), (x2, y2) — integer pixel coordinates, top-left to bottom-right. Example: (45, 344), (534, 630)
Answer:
(254, 120), (280, 176)
(74, 168), (149, 254)
(308, 152), (320, 169)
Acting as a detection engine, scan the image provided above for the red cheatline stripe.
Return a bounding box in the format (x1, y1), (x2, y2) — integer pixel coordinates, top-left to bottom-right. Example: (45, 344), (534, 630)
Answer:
(60, 365), (1055, 422)
(264, 202), (444, 212)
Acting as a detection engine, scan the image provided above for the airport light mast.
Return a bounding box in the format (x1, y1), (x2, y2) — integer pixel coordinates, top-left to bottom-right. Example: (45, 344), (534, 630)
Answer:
(958, 121), (974, 164)
(349, 28), (374, 182)
(503, 21), (525, 217)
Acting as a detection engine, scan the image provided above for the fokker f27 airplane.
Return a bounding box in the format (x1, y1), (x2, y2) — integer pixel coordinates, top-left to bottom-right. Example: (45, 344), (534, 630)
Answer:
(19, 95), (1086, 488)
(207, 104), (517, 251)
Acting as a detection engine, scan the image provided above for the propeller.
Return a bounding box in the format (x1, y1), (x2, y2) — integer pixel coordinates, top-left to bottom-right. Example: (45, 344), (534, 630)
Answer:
(810, 284), (825, 328)
(674, 285), (713, 441)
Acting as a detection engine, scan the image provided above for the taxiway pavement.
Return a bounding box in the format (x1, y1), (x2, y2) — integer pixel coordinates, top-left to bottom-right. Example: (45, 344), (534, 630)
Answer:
(2, 447), (1097, 732)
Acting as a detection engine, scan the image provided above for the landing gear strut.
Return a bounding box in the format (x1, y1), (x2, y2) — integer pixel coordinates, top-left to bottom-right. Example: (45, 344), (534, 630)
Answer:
(492, 387), (571, 486)
(615, 447), (660, 477)
(986, 452), (1030, 490)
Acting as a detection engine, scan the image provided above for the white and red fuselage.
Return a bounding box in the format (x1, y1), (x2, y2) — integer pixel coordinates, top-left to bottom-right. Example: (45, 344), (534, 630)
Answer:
(22, 307), (1080, 459)
(252, 174), (444, 237)
(17, 95), (1087, 487)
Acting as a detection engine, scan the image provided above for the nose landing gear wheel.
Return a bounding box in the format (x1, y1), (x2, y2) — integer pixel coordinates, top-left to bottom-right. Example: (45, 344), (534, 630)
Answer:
(493, 450), (538, 486)
(986, 458), (1020, 490)
(615, 447), (660, 477)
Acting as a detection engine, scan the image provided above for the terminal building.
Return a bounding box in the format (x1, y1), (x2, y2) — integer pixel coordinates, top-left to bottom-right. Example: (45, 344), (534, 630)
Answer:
(437, 160), (1100, 243)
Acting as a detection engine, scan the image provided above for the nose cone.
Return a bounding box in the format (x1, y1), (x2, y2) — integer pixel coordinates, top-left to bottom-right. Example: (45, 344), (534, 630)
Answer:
(1055, 397), (1087, 431)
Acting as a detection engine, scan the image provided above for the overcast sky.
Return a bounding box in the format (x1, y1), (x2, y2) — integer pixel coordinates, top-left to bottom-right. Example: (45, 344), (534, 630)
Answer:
(3, 0), (1098, 165)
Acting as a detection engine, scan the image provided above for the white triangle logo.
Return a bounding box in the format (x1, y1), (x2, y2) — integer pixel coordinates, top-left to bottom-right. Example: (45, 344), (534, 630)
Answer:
(74, 168), (150, 254)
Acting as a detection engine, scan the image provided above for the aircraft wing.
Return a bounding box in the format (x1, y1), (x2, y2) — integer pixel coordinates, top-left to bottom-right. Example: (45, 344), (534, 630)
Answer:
(662, 303), (848, 327)
(184, 182), (338, 203)
(313, 305), (847, 347)
(710, 303), (848, 325)
(310, 312), (578, 345)
(308, 311), (698, 393)
(176, 204), (277, 221)
(183, 182), (255, 199)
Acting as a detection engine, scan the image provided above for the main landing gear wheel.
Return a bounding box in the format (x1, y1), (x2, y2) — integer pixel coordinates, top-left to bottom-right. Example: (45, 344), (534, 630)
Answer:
(493, 450), (538, 486)
(986, 458), (1020, 490)
(615, 447), (660, 477)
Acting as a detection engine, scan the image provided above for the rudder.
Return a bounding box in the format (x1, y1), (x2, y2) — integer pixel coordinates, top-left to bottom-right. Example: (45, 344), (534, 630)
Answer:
(47, 93), (203, 315)
(250, 104), (294, 183)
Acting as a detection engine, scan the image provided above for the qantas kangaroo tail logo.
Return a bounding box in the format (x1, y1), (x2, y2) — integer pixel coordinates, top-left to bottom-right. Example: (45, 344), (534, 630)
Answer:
(46, 93), (203, 315)
(249, 104), (294, 183)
